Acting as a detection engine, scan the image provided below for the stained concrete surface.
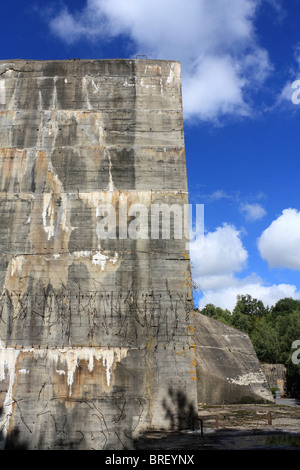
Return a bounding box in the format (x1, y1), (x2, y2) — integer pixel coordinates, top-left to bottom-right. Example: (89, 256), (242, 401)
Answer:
(0, 58), (275, 451)
(0, 59), (197, 450)
(195, 314), (274, 404)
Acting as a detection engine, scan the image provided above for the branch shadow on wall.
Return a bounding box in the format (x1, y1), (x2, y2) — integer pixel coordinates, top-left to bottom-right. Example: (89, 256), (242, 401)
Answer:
(162, 387), (197, 430)
(0, 407), (29, 450)
(134, 387), (198, 449)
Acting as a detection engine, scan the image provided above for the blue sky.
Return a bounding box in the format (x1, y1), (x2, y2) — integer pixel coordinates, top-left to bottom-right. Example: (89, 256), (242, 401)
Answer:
(1, 0), (300, 311)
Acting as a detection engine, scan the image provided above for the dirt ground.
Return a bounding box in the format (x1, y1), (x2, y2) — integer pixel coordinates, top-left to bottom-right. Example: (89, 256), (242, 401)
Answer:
(197, 399), (300, 433)
(136, 399), (300, 450)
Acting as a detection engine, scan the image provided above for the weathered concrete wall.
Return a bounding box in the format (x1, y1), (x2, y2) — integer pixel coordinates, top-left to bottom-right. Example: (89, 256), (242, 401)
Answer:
(195, 314), (274, 404)
(261, 364), (287, 396)
(0, 59), (197, 449)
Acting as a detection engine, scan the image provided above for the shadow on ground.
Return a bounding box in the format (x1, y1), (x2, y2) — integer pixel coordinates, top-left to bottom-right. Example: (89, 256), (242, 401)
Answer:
(135, 399), (300, 450)
(135, 428), (300, 450)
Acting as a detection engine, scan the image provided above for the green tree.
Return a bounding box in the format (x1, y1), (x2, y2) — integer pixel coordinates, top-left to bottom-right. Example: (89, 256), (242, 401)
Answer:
(276, 310), (300, 364)
(271, 297), (300, 317)
(199, 303), (217, 318)
(199, 303), (232, 325)
(230, 310), (252, 334)
(230, 294), (269, 335)
(197, 295), (300, 396)
(250, 319), (280, 363)
(232, 294), (269, 318)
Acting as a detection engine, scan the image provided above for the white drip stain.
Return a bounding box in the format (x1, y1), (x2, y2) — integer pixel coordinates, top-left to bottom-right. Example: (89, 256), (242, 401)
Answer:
(82, 76), (92, 110)
(0, 344), (128, 396)
(92, 251), (109, 270)
(10, 255), (26, 277)
(107, 153), (115, 192)
(69, 250), (118, 271)
(72, 251), (92, 259)
(42, 193), (74, 240)
(0, 80), (5, 105)
(91, 79), (100, 95)
(0, 341), (20, 448)
(38, 90), (43, 111)
(228, 372), (266, 386)
(42, 193), (54, 239)
(92, 252), (118, 270)
(167, 64), (174, 84)
(51, 76), (58, 109)
(48, 347), (128, 393)
(0, 342), (128, 443)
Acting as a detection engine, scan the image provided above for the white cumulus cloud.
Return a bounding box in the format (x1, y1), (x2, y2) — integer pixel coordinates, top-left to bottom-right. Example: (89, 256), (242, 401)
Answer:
(191, 220), (300, 311)
(258, 208), (300, 270)
(190, 223), (248, 291)
(48, 0), (272, 121)
(240, 202), (267, 221)
(276, 43), (300, 108)
(198, 278), (300, 311)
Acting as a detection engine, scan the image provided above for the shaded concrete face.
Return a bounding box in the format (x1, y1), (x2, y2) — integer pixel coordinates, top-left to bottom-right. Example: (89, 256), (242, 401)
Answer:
(0, 59), (197, 449)
(195, 314), (274, 405)
(261, 364), (287, 396)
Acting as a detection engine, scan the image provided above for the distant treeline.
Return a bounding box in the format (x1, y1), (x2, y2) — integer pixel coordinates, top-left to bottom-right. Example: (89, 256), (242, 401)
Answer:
(196, 295), (300, 391)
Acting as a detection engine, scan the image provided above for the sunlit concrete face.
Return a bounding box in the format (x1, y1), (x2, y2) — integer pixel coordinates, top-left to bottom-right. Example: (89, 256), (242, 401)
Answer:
(0, 59), (197, 449)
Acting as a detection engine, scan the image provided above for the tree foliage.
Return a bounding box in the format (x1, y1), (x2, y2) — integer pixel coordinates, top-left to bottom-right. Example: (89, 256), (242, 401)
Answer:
(197, 295), (300, 393)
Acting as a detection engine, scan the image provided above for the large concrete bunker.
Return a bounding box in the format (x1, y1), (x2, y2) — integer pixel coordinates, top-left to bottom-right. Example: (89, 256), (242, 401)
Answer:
(0, 59), (273, 450)
(0, 59), (198, 449)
